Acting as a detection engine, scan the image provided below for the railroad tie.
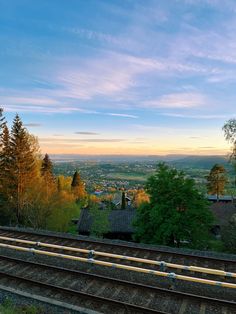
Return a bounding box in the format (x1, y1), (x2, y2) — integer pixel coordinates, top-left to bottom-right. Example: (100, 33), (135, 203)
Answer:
(143, 292), (155, 308)
(110, 285), (123, 299)
(199, 302), (206, 314)
(96, 283), (109, 296)
(221, 307), (228, 314)
(178, 299), (188, 314)
(83, 279), (97, 292)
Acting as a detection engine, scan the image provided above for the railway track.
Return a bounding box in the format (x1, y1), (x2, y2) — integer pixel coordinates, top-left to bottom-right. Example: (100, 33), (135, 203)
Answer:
(0, 227), (235, 282)
(0, 254), (235, 314)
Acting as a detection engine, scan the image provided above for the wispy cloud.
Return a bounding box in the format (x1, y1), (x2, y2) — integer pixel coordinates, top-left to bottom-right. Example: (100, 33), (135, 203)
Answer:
(24, 123), (42, 127)
(1, 96), (58, 106)
(106, 113), (138, 118)
(161, 113), (234, 119)
(65, 27), (125, 47)
(189, 136), (203, 139)
(74, 132), (100, 135)
(142, 93), (205, 109)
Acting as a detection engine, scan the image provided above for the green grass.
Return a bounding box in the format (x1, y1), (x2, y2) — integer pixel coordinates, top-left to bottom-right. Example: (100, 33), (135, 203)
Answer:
(209, 239), (225, 252)
(67, 223), (78, 235)
(107, 172), (147, 181)
(0, 299), (42, 314)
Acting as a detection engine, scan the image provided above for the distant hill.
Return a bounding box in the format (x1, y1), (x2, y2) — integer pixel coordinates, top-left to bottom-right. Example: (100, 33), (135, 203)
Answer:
(169, 155), (230, 170)
(51, 154), (229, 167)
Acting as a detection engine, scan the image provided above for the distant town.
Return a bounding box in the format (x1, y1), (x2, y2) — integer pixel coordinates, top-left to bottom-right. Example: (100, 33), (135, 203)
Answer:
(52, 154), (235, 195)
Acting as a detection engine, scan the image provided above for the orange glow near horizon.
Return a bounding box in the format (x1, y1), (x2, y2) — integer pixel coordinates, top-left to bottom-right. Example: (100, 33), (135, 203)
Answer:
(39, 143), (229, 156)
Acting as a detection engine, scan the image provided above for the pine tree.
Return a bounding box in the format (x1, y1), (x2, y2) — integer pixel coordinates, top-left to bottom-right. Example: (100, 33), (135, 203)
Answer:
(9, 114), (38, 224)
(71, 171), (86, 202)
(0, 125), (11, 187)
(41, 154), (55, 200)
(57, 176), (62, 193)
(0, 125), (12, 223)
(0, 108), (6, 151)
(41, 154), (53, 177)
(207, 164), (227, 200)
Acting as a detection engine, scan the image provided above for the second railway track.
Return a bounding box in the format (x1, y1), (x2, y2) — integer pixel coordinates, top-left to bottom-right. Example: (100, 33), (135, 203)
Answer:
(0, 254), (235, 314)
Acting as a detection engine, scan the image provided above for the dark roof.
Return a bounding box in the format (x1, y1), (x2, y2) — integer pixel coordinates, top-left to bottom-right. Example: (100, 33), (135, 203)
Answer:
(210, 203), (236, 225)
(78, 209), (136, 233)
(207, 195), (235, 202)
(78, 203), (236, 234)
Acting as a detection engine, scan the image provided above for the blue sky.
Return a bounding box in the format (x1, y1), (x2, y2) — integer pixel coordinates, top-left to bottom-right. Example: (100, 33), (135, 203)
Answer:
(0, 0), (235, 155)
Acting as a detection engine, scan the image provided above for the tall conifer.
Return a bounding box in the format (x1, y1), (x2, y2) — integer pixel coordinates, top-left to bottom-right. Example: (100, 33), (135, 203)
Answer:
(41, 153), (55, 200)
(71, 171), (86, 201)
(10, 114), (38, 224)
(0, 125), (12, 223)
(0, 108), (6, 151)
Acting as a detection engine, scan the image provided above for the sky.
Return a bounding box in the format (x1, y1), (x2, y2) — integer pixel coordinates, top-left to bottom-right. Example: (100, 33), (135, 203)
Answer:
(0, 0), (235, 155)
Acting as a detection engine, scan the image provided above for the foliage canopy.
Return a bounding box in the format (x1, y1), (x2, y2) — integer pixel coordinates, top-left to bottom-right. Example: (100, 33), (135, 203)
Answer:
(134, 163), (214, 248)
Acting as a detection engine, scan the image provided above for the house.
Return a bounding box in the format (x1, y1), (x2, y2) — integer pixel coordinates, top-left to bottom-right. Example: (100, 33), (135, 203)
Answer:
(94, 190), (103, 196)
(210, 202), (236, 235)
(77, 196), (236, 240)
(77, 208), (136, 240)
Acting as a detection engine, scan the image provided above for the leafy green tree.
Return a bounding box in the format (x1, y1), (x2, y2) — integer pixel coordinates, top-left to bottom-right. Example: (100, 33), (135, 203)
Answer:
(90, 202), (110, 238)
(206, 164), (228, 200)
(223, 119), (236, 176)
(133, 163), (213, 248)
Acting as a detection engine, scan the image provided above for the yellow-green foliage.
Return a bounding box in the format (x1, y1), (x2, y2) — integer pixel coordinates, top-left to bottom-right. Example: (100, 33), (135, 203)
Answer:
(46, 191), (81, 232)
(90, 202), (110, 238)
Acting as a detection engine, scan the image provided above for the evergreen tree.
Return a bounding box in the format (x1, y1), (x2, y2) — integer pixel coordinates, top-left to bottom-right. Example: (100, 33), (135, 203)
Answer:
(121, 191), (126, 209)
(41, 154), (55, 200)
(71, 171), (79, 188)
(207, 164), (227, 200)
(71, 171), (86, 202)
(133, 163), (213, 249)
(57, 176), (62, 193)
(0, 125), (11, 183)
(41, 154), (53, 177)
(0, 125), (12, 223)
(0, 108), (6, 151)
(9, 114), (38, 224)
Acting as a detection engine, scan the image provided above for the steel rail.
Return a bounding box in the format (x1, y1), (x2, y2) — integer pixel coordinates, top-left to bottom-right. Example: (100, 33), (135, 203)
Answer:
(0, 271), (165, 314)
(0, 235), (235, 279)
(0, 254), (235, 310)
(0, 242), (236, 289)
(0, 227), (235, 265)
